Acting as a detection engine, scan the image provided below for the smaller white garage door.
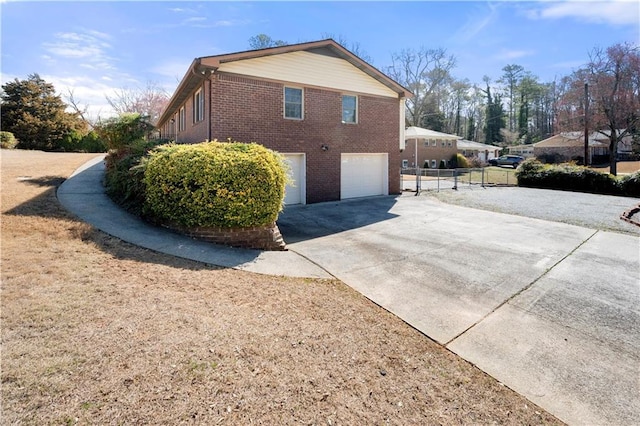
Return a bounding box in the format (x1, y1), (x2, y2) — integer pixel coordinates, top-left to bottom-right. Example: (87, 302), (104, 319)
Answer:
(341, 153), (388, 199)
(282, 154), (305, 205)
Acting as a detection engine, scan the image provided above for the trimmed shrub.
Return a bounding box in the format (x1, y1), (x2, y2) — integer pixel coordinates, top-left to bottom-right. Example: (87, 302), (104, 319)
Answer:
(619, 171), (640, 197)
(104, 139), (164, 215)
(144, 141), (288, 228)
(451, 153), (470, 169)
(0, 131), (18, 149)
(516, 159), (623, 196)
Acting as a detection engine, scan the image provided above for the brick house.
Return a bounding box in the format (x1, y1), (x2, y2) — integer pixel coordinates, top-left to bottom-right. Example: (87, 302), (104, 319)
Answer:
(533, 133), (609, 164)
(157, 39), (412, 204)
(401, 126), (459, 169)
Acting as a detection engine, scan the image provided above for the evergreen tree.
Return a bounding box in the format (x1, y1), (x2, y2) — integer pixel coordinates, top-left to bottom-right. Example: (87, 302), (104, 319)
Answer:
(483, 82), (506, 144)
(466, 116), (476, 141)
(1, 74), (82, 150)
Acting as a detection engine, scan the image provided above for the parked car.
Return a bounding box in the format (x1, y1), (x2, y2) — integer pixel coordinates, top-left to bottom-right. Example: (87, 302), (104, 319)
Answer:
(488, 155), (525, 168)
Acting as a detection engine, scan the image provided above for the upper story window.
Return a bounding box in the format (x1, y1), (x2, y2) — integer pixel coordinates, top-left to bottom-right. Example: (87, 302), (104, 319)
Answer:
(193, 88), (204, 123)
(342, 95), (357, 124)
(284, 87), (303, 119)
(431, 140), (436, 146)
(178, 107), (186, 131)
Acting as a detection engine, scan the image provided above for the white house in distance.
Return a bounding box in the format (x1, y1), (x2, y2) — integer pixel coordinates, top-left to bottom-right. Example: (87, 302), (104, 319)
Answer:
(457, 139), (501, 163)
(507, 144), (535, 158)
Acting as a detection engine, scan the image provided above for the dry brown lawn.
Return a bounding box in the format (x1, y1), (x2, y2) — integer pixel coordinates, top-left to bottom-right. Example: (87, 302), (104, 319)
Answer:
(592, 160), (640, 174)
(1, 149), (563, 425)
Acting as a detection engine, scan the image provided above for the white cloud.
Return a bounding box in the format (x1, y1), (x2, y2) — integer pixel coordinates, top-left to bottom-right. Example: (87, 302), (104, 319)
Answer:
(169, 7), (197, 14)
(42, 30), (116, 70)
(493, 49), (536, 61)
(453, 2), (501, 43)
(526, 0), (639, 26)
(184, 16), (206, 23)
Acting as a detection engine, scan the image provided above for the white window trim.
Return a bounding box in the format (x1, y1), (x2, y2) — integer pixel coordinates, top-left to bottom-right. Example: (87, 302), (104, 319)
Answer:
(284, 86), (304, 120)
(193, 88), (204, 123)
(179, 107), (186, 132)
(341, 94), (358, 124)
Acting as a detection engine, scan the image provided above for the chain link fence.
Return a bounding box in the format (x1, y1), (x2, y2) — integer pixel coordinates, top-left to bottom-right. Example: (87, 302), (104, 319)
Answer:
(401, 167), (518, 193)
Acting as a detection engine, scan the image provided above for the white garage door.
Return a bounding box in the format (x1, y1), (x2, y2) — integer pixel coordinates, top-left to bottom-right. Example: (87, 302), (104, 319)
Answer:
(341, 153), (388, 199)
(282, 154), (305, 205)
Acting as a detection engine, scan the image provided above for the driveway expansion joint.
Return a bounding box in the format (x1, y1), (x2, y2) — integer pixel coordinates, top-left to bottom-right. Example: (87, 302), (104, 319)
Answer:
(443, 229), (600, 347)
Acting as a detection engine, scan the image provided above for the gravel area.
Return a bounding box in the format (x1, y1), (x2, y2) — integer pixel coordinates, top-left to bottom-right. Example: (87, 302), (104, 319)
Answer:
(427, 186), (640, 236)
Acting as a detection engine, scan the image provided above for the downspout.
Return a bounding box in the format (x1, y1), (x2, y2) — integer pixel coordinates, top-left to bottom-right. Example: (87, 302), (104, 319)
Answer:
(190, 58), (214, 142)
(207, 73), (212, 142)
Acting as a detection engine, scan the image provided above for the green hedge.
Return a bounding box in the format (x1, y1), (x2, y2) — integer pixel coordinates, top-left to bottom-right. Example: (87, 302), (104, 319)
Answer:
(144, 141), (288, 228)
(451, 153), (470, 169)
(104, 139), (166, 215)
(1, 131), (18, 149)
(515, 159), (640, 197)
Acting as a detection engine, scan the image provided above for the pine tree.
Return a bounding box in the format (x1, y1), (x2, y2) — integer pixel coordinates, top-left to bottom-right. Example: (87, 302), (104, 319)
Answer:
(483, 83), (506, 144)
(1, 74), (82, 150)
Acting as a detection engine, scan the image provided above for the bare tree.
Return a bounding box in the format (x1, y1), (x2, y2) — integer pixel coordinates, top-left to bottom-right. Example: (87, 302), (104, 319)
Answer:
(386, 47), (456, 127)
(557, 43), (640, 174)
(321, 33), (373, 64)
(105, 81), (170, 125)
(248, 34), (287, 50)
(65, 89), (93, 128)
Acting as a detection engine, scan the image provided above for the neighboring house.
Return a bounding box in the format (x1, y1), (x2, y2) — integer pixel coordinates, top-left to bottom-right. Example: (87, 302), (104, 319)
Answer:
(533, 132), (609, 164)
(507, 144), (534, 158)
(457, 139), (501, 163)
(401, 126), (459, 169)
(589, 130), (633, 158)
(157, 39), (412, 204)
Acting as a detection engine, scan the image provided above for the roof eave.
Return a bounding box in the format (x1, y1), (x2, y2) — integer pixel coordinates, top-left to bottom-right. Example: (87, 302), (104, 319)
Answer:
(200, 39), (413, 99)
(158, 39), (414, 127)
(157, 59), (208, 127)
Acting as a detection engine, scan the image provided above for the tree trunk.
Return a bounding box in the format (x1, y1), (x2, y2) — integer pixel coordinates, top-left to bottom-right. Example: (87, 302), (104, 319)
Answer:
(609, 137), (618, 176)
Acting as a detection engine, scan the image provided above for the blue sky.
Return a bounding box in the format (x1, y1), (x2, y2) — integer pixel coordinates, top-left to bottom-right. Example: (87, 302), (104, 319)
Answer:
(1, 1), (638, 119)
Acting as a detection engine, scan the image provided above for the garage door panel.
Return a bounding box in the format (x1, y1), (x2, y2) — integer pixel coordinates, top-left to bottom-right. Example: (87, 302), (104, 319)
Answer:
(283, 154), (305, 205)
(341, 154), (388, 199)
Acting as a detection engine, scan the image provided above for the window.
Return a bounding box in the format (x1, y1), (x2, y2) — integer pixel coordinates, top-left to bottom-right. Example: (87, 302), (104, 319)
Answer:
(441, 141), (446, 147)
(447, 141), (452, 147)
(178, 107), (186, 131)
(193, 88), (204, 123)
(431, 140), (436, 146)
(424, 141), (429, 147)
(342, 95), (357, 124)
(402, 159), (409, 169)
(284, 87), (303, 119)
(431, 159), (437, 168)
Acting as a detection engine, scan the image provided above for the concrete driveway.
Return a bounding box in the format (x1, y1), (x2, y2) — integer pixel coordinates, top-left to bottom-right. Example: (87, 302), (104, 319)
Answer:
(277, 194), (640, 426)
(58, 157), (639, 425)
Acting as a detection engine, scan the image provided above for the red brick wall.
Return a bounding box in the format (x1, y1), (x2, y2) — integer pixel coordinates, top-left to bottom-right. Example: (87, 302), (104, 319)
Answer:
(161, 221), (287, 251)
(401, 140), (458, 169)
(206, 73), (401, 203)
(174, 81), (209, 144)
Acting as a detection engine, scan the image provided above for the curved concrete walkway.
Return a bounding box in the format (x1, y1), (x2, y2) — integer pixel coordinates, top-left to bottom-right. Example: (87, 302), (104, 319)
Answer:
(57, 155), (332, 279)
(59, 156), (640, 426)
